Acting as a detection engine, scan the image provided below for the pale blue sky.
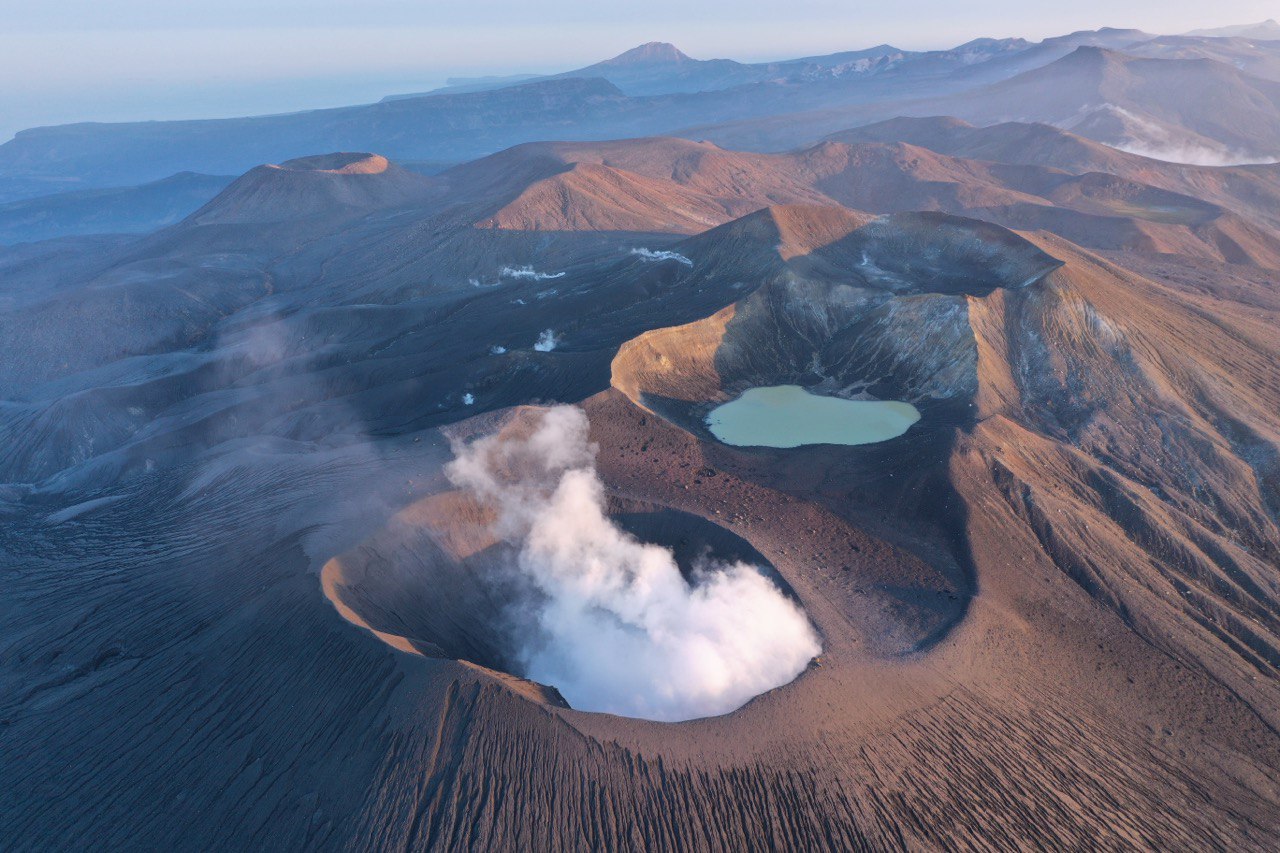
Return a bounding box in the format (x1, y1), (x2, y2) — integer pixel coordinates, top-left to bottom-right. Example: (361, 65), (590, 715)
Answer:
(2, 0), (1274, 141)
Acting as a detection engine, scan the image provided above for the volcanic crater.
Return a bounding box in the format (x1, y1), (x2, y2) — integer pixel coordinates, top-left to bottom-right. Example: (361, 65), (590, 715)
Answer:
(320, 449), (815, 718)
(611, 209), (1063, 445)
(321, 209), (1061, 717)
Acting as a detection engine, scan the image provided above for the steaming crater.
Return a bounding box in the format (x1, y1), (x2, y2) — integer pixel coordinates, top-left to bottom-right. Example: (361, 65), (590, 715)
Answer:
(322, 406), (820, 722)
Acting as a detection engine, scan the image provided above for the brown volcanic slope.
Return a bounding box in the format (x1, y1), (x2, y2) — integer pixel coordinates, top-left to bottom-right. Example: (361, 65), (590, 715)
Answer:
(322, 207), (1280, 848)
(440, 137), (832, 233)
(615, 207), (1280, 709)
(794, 142), (1280, 267)
(835, 116), (1280, 229)
(4, 168), (1280, 849)
(473, 162), (751, 233)
(7, 132), (1276, 398)
(834, 116), (1165, 176)
(0, 131), (1276, 471)
(451, 135), (1280, 266)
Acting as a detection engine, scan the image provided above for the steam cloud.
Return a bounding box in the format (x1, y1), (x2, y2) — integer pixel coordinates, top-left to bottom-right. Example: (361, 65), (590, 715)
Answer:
(630, 247), (694, 267)
(501, 265), (566, 281)
(1074, 104), (1280, 166)
(446, 406), (820, 721)
(1110, 140), (1279, 168)
(532, 329), (559, 352)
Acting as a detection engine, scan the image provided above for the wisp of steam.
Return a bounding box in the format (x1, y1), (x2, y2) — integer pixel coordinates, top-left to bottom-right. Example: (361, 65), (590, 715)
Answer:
(446, 406), (820, 722)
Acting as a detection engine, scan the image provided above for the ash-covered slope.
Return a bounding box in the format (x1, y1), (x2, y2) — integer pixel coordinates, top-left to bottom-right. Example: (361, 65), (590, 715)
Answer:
(4, 201), (1279, 849)
(797, 141), (1280, 266)
(457, 135), (1280, 266)
(960, 232), (1280, 710)
(6, 131), (1279, 412)
(445, 137), (833, 234)
(473, 162), (751, 234)
(615, 204), (1280, 726)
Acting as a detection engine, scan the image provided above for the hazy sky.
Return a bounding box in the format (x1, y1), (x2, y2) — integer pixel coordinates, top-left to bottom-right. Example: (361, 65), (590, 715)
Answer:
(2, 0), (1275, 141)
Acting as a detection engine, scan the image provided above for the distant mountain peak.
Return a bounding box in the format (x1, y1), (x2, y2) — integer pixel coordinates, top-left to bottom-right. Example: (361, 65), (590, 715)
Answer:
(603, 42), (693, 65)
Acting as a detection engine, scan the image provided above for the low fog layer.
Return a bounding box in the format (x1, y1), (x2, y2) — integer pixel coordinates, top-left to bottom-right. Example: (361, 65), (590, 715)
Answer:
(446, 406), (820, 721)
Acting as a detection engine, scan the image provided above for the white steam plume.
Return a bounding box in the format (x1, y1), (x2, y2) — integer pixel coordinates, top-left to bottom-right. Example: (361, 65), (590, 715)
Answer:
(501, 265), (565, 281)
(533, 329), (559, 352)
(1109, 140), (1279, 168)
(630, 247), (693, 267)
(1072, 104), (1280, 166)
(446, 406), (820, 722)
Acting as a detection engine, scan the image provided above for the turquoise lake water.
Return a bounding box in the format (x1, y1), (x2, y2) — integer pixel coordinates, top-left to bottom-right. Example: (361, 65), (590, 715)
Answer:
(705, 385), (920, 448)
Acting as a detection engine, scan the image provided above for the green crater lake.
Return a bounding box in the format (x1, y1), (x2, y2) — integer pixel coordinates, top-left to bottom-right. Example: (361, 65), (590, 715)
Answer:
(705, 385), (921, 448)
